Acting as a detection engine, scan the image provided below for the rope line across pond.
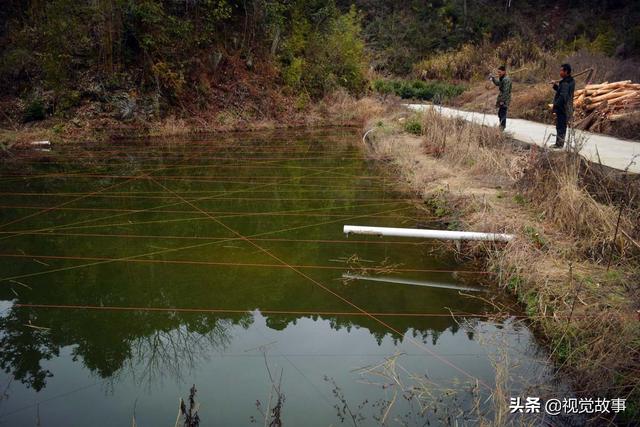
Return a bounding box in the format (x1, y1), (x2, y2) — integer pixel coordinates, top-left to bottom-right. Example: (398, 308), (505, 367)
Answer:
(147, 175), (494, 391)
(0, 166), (355, 240)
(13, 303), (615, 320)
(1, 139), (496, 395)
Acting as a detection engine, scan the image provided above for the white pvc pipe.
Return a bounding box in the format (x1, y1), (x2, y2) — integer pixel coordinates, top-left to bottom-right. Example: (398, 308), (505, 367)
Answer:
(343, 225), (514, 242)
(342, 273), (484, 292)
(362, 128), (375, 145)
(30, 141), (51, 146)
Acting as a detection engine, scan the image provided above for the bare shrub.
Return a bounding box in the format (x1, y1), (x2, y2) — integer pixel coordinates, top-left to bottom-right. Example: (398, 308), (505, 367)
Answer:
(415, 43), (482, 81)
(366, 125), (452, 196)
(518, 152), (633, 259)
(150, 115), (192, 136)
(562, 50), (640, 83)
(415, 37), (552, 83)
(507, 83), (555, 123)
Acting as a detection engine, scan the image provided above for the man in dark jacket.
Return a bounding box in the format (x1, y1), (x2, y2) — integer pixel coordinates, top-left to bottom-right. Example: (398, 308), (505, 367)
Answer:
(551, 63), (576, 148)
(490, 65), (512, 130)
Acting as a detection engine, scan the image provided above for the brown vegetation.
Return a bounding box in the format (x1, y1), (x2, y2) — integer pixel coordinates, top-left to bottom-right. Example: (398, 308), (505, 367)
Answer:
(365, 108), (640, 424)
(0, 91), (392, 151)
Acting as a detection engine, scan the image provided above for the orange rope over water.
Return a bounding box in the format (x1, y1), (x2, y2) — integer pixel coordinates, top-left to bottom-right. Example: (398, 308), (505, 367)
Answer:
(2, 142), (492, 391)
(1, 162), (368, 173)
(0, 205), (414, 283)
(0, 166), (357, 240)
(5, 304), (485, 317)
(8, 151), (362, 160)
(12, 303), (632, 320)
(0, 204), (418, 218)
(2, 199), (408, 237)
(0, 194), (409, 202)
(0, 187), (399, 195)
(0, 252), (490, 274)
(0, 171), (378, 181)
(0, 141), (295, 231)
(147, 176), (494, 391)
(8, 145), (364, 155)
(6, 154), (367, 163)
(0, 231), (430, 245)
(0, 152), (355, 182)
(0, 176), (389, 189)
(6, 147), (365, 158)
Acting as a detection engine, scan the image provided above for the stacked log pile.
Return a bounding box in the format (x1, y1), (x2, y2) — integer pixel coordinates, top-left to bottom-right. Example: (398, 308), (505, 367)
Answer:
(572, 81), (640, 131)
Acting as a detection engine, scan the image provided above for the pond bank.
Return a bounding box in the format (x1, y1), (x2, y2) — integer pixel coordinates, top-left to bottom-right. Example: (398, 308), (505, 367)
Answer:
(363, 107), (640, 424)
(0, 92), (390, 152)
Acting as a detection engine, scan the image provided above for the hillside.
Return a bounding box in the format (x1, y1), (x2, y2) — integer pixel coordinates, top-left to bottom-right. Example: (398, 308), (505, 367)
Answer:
(1, 0), (640, 141)
(1, 1), (369, 141)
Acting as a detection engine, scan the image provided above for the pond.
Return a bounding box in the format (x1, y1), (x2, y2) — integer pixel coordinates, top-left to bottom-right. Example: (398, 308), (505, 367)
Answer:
(0, 130), (555, 426)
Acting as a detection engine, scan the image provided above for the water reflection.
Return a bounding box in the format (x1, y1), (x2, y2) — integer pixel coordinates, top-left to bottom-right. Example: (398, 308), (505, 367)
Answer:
(0, 298), (502, 392)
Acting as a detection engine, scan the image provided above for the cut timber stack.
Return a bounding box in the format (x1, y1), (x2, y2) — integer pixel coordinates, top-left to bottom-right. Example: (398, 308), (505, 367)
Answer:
(572, 80), (640, 132)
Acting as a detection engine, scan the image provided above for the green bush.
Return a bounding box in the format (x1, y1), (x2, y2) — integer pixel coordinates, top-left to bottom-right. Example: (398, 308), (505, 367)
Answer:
(627, 25), (640, 54)
(591, 30), (617, 56)
(23, 99), (46, 122)
(57, 90), (81, 113)
(372, 79), (465, 102)
(279, 5), (367, 98)
(404, 118), (422, 135)
(323, 6), (367, 94)
(523, 225), (548, 249)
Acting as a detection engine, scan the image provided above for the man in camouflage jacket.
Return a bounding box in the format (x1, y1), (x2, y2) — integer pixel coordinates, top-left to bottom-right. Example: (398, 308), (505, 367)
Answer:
(490, 65), (512, 130)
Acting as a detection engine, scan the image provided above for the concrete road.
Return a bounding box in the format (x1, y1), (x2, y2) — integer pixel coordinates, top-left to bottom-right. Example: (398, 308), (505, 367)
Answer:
(407, 104), (640, 174)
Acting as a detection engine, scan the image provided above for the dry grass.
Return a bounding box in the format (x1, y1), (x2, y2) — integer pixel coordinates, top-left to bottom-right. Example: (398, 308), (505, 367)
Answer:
(414, 37), (553, 83)
(518, 152), (633, 258)
(507, 84), (555, 122)
(453, 81), (557, 124)
(316, 89), (397, 126)
(365, 109), (640, 424)
(148, 115), (192, 136)
(420, 113), (514, 177)
(350, 328), (547, 426)
(419, 40), (640, 88)
(415, 43), (483, 81)
(0, 127), (56, 151)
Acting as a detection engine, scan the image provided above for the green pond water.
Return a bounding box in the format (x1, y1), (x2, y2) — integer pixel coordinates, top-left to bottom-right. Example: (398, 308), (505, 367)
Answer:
(0, 130), (554, 426)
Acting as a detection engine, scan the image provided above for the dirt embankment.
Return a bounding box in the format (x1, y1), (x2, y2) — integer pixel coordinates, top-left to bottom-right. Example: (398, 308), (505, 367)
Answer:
(0, 91), (391, 152)
(364, 108), (640, 424)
